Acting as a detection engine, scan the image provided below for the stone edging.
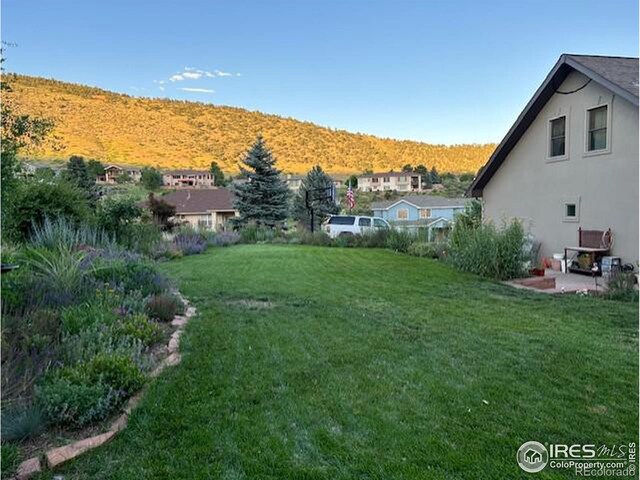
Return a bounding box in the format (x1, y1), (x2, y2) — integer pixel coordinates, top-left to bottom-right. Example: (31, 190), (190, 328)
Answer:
(12, 291), (196, 480)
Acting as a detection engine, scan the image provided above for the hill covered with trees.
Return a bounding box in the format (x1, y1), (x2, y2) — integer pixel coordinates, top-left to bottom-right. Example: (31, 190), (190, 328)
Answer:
(7, 74), (495, 174)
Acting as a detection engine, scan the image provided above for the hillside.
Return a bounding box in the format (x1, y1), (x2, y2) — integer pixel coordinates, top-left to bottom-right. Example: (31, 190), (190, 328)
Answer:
(6, 74), (495, 174)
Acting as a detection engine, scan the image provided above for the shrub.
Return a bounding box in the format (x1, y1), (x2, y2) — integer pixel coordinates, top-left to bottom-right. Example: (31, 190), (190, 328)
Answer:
(211, 231), (240, 247)
(448, 219), (529, 280)
(84, 353), (145, 394)
(95, 197), (143, 242)
(91, 258), (167, 296)
(239, 224), (281, 244)
(357, 229), (389, 248)
(407, 242), (437, 258)
(37, 375), (120, 427)
(60, 301), (118, 335)
(298, 230), (333, 247)
(37, 354), (144, 427)
(29, 217), (116, 250)
(1, 403), (46, 442)
(145, 293), (184, 322)
(22, 247), (86, 300)
(1, 444), (20, 480)
(60, 324), (144, 366)
(115, 314), (163, 346)
(173, 229), (207, 255)
(4, 180), (90, 242)
(385, 229), (415, 253)
(604, 273), (638, 302)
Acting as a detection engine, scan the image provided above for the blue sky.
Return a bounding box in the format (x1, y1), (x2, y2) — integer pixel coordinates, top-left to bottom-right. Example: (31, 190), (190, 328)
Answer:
(3, 0), (638, 144)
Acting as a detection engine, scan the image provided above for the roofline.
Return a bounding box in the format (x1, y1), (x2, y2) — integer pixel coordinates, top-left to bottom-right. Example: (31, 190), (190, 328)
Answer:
(174, 209), (236, 214)
(371, 198), (468, 211)
(467, 54), (639, 197)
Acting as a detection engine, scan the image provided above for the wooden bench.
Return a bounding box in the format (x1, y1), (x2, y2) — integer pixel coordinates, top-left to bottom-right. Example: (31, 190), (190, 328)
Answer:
(564, 228), (612, 275)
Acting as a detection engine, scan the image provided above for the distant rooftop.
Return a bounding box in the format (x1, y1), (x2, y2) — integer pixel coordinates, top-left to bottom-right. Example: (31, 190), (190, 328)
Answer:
(161, 188), (235, 213)
(371, 195), (470, 210)
(359, 172), (419, 178)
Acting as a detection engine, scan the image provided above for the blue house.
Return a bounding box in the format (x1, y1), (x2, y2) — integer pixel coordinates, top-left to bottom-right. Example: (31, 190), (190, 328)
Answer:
(371, 195), (470, 241)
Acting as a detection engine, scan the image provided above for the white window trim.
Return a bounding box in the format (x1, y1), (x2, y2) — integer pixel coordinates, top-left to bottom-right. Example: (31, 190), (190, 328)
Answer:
(419, 208), (432, 219)
(562, 196), (580, 223)
(546, 114), (569, 162)
(396, 208), (409, 220)
(584, 103), (611, 157)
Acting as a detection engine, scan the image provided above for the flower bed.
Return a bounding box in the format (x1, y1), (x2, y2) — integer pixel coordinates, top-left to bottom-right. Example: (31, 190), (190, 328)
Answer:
(0, 221), (195, 479)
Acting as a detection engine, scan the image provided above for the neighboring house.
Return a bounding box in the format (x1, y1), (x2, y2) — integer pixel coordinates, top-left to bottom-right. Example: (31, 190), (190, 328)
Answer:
(162, 170), (214, 188)
(331, 174), (350, 189)
(468, 54), (639, 267)
(161, 188), (238, 231)
(372, 195), (470, 241)
(358, 172), (422, 192)
(99, 165), (142, 183)
(284, 174), (304, 193)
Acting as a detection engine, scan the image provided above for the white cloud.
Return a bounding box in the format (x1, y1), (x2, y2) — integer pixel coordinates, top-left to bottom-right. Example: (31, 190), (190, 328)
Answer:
(159, 86), (165, 91)
(169, 74), (184, 82)
(214, 70), (232, 77)
(182, 71), (202, 80)
(180, 87), (215, 93)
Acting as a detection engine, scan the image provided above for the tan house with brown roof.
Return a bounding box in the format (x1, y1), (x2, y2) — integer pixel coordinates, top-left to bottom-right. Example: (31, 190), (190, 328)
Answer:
(358, 172), (422, 192)
(161, 188), (238, 231)
(162, 170), (214, 188)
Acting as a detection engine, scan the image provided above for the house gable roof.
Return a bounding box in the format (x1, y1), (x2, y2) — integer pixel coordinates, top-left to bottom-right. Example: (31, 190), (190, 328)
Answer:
(371, 195), (470, 210)
(468, 54), (639, 197)
(160, 188), (235, 214)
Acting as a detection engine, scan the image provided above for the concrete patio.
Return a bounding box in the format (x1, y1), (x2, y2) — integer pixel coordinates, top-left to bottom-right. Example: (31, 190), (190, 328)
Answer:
(506, 269), (608, 295)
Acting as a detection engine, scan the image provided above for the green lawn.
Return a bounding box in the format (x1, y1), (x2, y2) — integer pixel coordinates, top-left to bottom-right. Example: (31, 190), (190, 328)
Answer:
(49, 245), (638, 479)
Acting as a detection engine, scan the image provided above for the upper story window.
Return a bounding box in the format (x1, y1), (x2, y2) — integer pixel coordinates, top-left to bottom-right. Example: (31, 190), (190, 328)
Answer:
(397, 208), (408, 220)
(549, 116), (566, 158)
(587, 105), (608, 152)
(419, 209), (431, 219)
(383, 177), (390, 183)
(371, 178), (379, 183)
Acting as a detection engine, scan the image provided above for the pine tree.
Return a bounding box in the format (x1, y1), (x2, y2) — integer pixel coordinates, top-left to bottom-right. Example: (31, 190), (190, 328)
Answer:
(209, 161), (227, 186)
(293, 165), (339, 230)
(414, 164), (431, 189)
(233, 136), (289, 227)
(430, 166), (441, 184)
(62, 155), (98, 203)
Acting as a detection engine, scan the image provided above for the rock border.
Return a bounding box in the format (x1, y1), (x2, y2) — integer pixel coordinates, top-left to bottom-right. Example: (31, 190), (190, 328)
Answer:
(12, 291), (196, 480)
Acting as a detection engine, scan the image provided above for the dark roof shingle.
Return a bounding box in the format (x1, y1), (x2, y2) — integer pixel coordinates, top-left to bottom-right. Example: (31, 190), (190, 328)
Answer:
(161, 188), (235, 213)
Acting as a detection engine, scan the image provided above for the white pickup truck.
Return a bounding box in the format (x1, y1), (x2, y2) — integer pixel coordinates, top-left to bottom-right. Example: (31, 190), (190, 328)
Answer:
(323, 215), (391, 239)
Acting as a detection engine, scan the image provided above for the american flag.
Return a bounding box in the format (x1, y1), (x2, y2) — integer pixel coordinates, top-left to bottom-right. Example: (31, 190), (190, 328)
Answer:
(346, 181), (355, 210)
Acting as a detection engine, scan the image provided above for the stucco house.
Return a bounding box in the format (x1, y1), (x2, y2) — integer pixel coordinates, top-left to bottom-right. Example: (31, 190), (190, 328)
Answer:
(372, 195), (470, 241)
(468, 54), (639, 268)
(99, 165), (142, 184)
(162, 169), (214, 188)
(161, 188), (238, 231)
(358, 172), (422, 192)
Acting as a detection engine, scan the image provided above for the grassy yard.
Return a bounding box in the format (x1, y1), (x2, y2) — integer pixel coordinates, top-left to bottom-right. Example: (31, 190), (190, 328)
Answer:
(49, 245), (638, 479)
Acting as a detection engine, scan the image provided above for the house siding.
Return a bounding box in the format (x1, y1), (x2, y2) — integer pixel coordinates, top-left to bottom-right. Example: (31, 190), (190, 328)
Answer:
(373, 201), (465, 222)
(482, 70), (639, 265)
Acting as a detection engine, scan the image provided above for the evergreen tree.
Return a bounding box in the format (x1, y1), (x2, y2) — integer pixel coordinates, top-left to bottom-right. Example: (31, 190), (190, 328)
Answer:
(344, 174), (358, 189)
(233, 136), (289, 227)
(209, 161), (228, 186)
(293, 165), (339, 230)
(141, 167), (163, 190)
(86, 159), (105, 179)
(430, 166), (441, 184)
(414, 164), (431, 189)
(401, 164), (413, 172)
(62, 155), (98, 202)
